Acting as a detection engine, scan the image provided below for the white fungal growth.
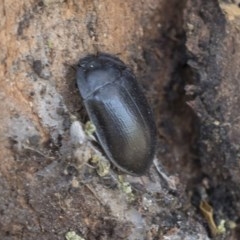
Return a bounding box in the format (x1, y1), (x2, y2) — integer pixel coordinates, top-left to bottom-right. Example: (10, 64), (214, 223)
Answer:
(70, 120), (86, 147)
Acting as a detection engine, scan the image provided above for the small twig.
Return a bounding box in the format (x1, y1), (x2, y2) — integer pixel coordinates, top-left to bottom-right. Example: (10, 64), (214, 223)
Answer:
(84, 183), (105, 206)
(153, 158), (177, 191)
(22, 144), (55, 159)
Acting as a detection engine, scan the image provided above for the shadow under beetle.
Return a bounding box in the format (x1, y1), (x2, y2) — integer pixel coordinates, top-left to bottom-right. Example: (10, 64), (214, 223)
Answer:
(76, 53), (156, 176)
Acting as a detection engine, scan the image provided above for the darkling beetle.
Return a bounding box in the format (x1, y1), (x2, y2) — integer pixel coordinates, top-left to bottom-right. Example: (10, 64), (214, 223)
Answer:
(76, 53), (156, 176)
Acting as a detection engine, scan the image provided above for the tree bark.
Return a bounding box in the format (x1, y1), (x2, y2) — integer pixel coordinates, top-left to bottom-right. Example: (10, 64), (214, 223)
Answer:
(1, 0), (239, 239)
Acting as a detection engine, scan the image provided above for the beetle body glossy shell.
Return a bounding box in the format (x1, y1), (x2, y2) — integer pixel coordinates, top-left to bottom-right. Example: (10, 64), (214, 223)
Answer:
(76, 54), (156, 175)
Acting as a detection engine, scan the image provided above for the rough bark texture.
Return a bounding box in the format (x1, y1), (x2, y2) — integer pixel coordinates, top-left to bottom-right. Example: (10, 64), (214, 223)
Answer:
(1, 0), (240, 239)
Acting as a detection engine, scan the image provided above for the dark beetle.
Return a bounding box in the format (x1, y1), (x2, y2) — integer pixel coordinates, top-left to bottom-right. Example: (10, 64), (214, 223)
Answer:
(76, 53), (156, 176)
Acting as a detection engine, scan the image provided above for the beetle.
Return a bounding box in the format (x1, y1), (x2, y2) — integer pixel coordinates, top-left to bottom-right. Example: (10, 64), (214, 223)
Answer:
(76, 53), (156, 176)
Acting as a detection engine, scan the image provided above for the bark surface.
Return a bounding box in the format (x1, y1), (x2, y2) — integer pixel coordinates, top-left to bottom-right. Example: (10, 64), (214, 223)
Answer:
(1, 0), (240, 239)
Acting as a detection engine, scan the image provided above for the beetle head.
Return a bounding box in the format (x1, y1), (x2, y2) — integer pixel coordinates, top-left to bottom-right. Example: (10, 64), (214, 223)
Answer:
(76, 54), (124, 99)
